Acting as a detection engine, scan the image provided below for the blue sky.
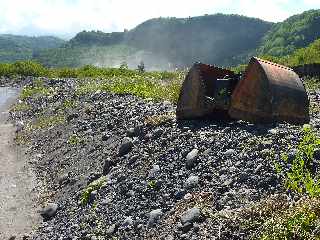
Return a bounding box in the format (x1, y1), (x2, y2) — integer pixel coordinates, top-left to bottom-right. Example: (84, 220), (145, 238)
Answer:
(0, 0), (319, 39)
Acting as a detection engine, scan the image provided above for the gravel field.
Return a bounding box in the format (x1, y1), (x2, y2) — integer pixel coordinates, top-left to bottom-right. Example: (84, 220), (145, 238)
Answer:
(2, 76), (320, 239)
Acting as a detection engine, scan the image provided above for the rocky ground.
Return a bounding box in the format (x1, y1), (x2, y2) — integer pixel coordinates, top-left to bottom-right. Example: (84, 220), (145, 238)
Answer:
(2, 76), (320, 239)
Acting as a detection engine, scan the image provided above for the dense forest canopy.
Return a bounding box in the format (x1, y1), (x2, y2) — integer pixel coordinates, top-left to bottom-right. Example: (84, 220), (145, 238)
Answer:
(261, 38), (320, 67)
(258, 9), (320, 56)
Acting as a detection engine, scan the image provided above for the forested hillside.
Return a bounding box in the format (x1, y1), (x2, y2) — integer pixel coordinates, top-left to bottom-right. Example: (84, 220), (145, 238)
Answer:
(33, 14), (272, 69)
(1, 10), (320, 69)
(0, 34), (65, 62)
(259, 38), (320, 68)
(258, 9), (320, 56)
(125, 14), (272, 67)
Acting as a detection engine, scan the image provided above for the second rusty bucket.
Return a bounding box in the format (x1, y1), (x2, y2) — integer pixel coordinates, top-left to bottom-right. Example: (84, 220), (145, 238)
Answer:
(229, 57), (310, 124)
(176, 63), (238, 120)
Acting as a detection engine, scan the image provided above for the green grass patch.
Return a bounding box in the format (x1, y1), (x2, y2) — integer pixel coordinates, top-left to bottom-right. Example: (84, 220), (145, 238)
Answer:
(60, 99), (78, 110)
(20, 79), (54, 100)
(0, 60), (50, 77)
(209, 194), (320, 239)
(277, 125), (320, 197)
(29, 114), (65, 130)
(310, 102), (320, 115)
(11, 102), (31, 112)
(304, 78), (320, 92)
(76, 74), (182, 103)
(81, 176), (107, 206)
(67, 134), (83, 145)
(1, 60), (184, 103)
(255, 197), (320, 240)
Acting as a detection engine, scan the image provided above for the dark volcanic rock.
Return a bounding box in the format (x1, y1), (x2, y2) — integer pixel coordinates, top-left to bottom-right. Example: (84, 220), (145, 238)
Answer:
(118, 138), (134, 156)
(186, 149), (199, 169)
(40, 203), (58, 220)
(181, 207), (201, 224)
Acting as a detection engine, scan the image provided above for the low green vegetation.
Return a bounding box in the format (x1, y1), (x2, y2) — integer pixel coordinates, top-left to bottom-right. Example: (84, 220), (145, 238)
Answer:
(28, 114), (65, 130)
(81, 176), (107, 206)
(60, 100), (78, 110)
(304, 77), (320, 92)
(148, 180), (157, 189)
(253, 125), (320, 239)
(67, 134), (83, 145)
(258, 199), (320, 240)
(281, 125), (320, 197)
(11, 102), (31, 112)
(20, 78), (54, 99)
(0, 61), (49, 78)
(233, 195), (320, 240)
(0, 60), (184, 103)
(76, 75), (181, 103)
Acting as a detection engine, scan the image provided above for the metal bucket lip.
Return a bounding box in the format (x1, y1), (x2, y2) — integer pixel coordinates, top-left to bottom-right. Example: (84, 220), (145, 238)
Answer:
(253, 57), (294, 71)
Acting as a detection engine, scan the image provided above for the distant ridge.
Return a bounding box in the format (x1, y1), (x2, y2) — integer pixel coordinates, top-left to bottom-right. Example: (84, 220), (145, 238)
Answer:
(0, 34), (65, 62)
(1, 9), (320, 69)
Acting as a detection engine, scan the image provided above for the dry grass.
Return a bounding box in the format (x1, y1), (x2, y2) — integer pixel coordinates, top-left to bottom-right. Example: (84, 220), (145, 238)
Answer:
(144, 112), (176, 126)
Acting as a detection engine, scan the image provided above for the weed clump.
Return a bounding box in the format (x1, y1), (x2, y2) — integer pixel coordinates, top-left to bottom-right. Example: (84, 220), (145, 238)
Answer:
(277, 125), (320, 197)
(67, 134), (83, 145)
(21, 79), (54, 100)
(81, 176), (107, 206)
(29, 114), (65, 130)
(254, 197), (320, 240)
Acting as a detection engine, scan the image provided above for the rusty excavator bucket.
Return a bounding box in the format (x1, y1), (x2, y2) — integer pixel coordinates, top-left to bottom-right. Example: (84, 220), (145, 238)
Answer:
(176, 57), (310, 124)
(176, 63), (239, 120)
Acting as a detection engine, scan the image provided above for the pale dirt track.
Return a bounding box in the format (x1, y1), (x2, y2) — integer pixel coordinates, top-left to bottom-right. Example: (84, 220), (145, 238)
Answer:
(0, 88), (39, 240)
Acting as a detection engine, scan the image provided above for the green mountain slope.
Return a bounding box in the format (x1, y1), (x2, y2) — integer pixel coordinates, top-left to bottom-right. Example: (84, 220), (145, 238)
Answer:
(0, 34), (65, 62)
(3, 9), (320, 69)
(67, 30), (125, 47)
(125, 14), (272, 67)
(262, 38), (320, 66)
(258, 9), (320, 56)
(34, 14), (273, 69)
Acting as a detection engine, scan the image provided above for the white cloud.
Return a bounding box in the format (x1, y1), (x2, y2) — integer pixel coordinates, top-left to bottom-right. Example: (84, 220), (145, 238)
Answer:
(0, 0), (319, 37)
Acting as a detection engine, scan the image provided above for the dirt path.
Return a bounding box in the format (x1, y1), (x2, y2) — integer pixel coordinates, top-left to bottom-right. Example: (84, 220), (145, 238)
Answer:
(0, 88), (40, 240)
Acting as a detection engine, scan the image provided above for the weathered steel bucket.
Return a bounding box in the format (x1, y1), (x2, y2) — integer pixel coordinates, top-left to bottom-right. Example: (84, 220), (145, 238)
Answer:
(176, 63), (238, 120)
(229, 57), (310, 124)
(176, 57), (310, 124)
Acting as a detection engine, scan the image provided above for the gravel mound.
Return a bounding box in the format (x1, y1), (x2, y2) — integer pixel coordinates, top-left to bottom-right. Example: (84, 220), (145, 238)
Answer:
(9, 77), (320, 239)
